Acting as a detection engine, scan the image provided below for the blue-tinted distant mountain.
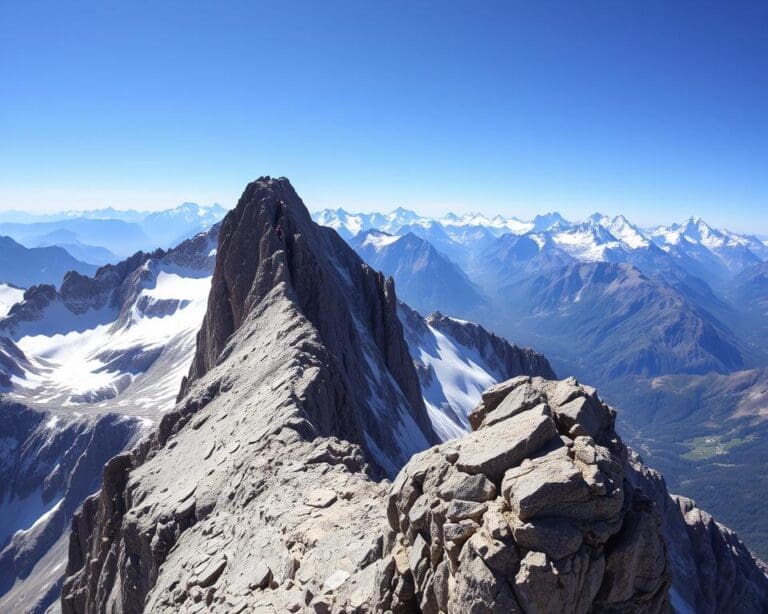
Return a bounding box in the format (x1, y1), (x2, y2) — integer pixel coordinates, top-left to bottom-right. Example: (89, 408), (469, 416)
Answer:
(0, 206), (146, 224)
(479, 233), (572, 287)
(732, 260), (768, 307)
(0, 219), (149, 258)
(531, 211), (570, 232)
(729, 260), (768, 348)
(0, 236), (97, 287)
(350, 230), (485, 317)
(0, 202), (228, 257)
(39, 241), (117, 266)
(25, 229), (119, 265)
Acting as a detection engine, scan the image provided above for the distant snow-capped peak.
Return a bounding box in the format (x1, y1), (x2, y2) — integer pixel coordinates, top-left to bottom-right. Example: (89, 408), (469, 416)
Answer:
(587, 213), (651, 250)
(312, 208), (766, 266)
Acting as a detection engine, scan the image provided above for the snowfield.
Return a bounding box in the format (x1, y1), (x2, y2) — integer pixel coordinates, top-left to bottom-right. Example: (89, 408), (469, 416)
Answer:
(416, 322), (498, 440)
(5, 267), (211, 416)
(0, 283), (24, 318)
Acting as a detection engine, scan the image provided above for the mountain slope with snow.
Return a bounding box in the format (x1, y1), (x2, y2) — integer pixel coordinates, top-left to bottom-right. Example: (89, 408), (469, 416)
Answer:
(0, 227), (219, 612)
(399, 303), (555, 439)
(650, 217), (766, 285)
(0, 284), (24, 318)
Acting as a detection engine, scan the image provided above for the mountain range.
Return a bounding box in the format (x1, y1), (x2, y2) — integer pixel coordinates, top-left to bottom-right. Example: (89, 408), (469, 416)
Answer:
(0, 185), (557, 612)
(313, 206), (768, 559)
(0, 183), (766, 612)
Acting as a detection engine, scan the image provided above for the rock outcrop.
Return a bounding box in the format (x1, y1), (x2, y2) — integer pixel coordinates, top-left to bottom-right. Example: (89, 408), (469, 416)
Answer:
(379, 375), (768, 613)
(379, 375), (671, 613)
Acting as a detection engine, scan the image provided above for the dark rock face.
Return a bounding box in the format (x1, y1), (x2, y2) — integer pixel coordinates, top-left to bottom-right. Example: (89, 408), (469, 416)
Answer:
(629, 455), (768, 613)
(672, 496), (768, 612)
(184, 176), (436, 468)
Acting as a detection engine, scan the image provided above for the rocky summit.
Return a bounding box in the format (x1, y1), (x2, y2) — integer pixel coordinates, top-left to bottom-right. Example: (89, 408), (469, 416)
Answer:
(58, 178), (768, 613)
(381, 376), (768, 613)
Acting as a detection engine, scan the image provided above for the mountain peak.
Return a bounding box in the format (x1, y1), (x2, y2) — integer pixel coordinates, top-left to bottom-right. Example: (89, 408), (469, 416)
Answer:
(683, 215), (714, 232)
(532, 211), (568, 232)
(186, 176), (436, 473)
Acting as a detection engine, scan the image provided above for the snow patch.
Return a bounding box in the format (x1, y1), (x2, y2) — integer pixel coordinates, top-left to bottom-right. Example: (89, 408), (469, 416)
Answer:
(360, 232), (401, 251)
(0, 283), (24, 317)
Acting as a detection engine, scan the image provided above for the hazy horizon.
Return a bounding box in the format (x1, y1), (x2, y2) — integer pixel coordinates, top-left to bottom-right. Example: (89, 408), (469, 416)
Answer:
(0, 193), (764, 237)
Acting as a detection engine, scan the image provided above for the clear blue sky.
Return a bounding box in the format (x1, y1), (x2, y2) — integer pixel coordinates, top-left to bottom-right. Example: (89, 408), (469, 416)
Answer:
(1, 1), (766, 232)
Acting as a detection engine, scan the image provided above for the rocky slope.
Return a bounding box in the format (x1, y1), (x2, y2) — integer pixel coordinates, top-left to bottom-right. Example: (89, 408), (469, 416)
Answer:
(183, 177), (437, 474)
(59, 178), (768, 613)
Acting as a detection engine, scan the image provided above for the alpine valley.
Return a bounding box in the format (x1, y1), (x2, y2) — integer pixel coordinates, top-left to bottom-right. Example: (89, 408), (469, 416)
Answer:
(0, 178), (765, 613)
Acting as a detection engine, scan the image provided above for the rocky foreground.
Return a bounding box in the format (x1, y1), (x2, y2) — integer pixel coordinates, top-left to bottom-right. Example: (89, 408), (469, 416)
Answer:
(59, 178), (768, 613)
(381, 375), (768, 613)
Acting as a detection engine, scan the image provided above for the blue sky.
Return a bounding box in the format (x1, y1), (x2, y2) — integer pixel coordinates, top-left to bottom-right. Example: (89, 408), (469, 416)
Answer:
(1, 1), (766, 232)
